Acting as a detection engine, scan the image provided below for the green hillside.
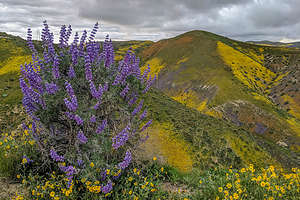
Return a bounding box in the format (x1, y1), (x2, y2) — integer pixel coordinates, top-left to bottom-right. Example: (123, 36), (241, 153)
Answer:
(0, 31), (300, 199)
(0, 31), (299, 171)
(138, 30), (300, 168)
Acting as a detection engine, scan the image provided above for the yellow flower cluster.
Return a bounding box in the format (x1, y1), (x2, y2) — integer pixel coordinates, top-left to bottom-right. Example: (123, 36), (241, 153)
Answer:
(0, 125), (36, 159)
(215, 165), (300, 200)
(217, 41), (281, 93)
(22, 172), (74, 200)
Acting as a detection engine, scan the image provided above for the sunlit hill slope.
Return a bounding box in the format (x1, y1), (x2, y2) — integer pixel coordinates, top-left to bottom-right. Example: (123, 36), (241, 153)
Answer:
(0, 31), (299, 173)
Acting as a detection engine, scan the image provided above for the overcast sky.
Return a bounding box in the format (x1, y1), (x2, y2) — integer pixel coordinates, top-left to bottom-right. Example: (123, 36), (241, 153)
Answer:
(1, 0), (300, 43)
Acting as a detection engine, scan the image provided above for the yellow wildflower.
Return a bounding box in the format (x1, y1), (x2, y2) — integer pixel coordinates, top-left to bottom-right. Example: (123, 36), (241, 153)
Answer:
(21, 158), (27, 164)
(90, 162), (94, 168)
(65, 189), (71, 196)
(50, 191), (55, 197)
(226, 183), (232, 189)
(218, 187), (223, 192)
(233, 193), (239, 199)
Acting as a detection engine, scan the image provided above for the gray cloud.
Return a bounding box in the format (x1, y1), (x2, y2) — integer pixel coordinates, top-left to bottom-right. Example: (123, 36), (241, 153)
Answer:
(1, 0), (300, 42)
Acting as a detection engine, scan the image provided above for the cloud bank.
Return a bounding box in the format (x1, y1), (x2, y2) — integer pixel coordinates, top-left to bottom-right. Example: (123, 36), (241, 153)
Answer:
(1, 0), (300, 42)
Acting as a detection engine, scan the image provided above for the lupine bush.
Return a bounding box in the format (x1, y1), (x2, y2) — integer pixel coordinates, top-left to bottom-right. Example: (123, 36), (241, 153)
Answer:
(19, 21), (156, 197)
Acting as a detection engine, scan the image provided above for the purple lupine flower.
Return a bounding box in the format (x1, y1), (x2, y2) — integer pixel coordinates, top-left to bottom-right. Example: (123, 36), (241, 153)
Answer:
(65, 81), (75, 97)
(68, 65), (76, 78)
(102, 35), (114, 68)
(69, 32), (79, 65)
(50, 149), (64, 162)
(41, 21), (56, 62)
(59, 25), (67, 48)
(89, 81), (104, 99)
(77, 130), (88, 144)
(93, 101), (100, 110)
(19, 77), (42, 105)
(132, 100), (144, 116)
(65, 111), (75, 120)
(140, 109), (147, 120)
(21, 63), (44, 95)
(45, 82), (59, 94)
(64, 98), (77, 112)
(79, 30), (87, 57)
(60, 165), (76, 176)
(103, 82), (109, 91)
(27, 28), (38, 61)
(90, 115), (96, 123)
(65, 25), (72, 44)
(59, 165), (76, 188)
(120, 84), (130, 98)
(141, 64), (150, 82)
(74, 114), (84, 125)
(22, 96), (38, 118)
(89, 22), (99, 41)
(96, 119), (107, 134)
(143, 74), (156, 93)
(52, 54), (60, 79)
(140, 119), (153, 132)
(77, 159), (83, 167)
(128, 96), (137, 106)
(64, 81), (78, 111)
(118, 150), (131, 170)
(102, 181), (113, 194)
(112, 125), (130, 149)
(85, 55), (93, 81)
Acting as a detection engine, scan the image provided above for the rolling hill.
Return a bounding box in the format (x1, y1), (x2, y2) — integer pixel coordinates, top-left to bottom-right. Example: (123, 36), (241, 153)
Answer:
(0, 30), (299, 174)
(248, 40), (300, 49)
(137, 30), (300, 168)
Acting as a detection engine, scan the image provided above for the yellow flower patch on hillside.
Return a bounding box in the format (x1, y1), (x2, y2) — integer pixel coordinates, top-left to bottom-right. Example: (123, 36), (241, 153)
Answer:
(140, 57), (165, 78)
(282, 95), (300, 120)
(172, 90), (207, 112)
(252, 92), (273, 105)
(286, 117), (300, 137)
(0, 55), (32, 75)
(204, 109), (223, 119)
(141, 122), (193, 172)
(172, 90), (223, 118)
(248, 49), (264, 64)
(217, 41), (277, 91)
(224, 133), (279, 167)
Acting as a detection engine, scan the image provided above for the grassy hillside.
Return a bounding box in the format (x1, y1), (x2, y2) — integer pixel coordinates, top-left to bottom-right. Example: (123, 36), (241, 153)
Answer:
(138, 30), (300, 167)
(0, 31), (299, 171)
(0, 31), (300, 199)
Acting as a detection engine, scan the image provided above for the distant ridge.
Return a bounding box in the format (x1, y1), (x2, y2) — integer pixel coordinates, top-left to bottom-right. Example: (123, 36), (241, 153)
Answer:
(247, 40), (300, 48)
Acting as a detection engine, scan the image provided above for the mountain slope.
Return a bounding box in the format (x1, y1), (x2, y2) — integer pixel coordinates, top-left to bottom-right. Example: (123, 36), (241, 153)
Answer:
(248, 40), (300, 48)
(138, 30), (300, 167)
(0, 31), (299, 172)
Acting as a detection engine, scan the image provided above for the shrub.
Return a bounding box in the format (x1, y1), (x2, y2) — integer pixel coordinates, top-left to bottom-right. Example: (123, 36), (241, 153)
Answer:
(19, 20), (156, 196)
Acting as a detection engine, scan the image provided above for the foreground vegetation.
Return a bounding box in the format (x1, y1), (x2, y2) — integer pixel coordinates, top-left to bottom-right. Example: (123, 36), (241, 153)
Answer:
(0, 24), (299, 199)
(1, 127), (299, 199)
